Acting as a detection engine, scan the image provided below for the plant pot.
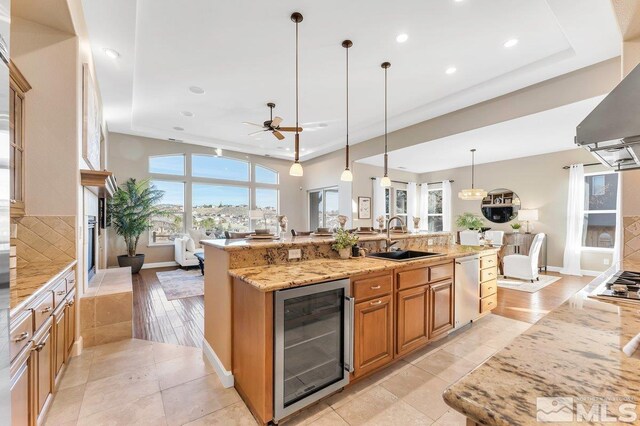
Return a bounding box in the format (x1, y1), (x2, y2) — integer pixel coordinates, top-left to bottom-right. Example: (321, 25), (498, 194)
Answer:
(117, 254), (145, 274)
(512, 229), (520, 234)
(338, 248), (351, 259)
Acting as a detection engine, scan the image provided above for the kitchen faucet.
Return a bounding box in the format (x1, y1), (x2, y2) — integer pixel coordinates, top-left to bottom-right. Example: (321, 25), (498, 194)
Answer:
(385, 216), (405, 252)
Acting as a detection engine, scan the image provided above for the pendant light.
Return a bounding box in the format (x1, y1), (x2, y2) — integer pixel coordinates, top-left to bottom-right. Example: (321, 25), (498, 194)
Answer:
(289, 12), (304, 177)
(340, 40), (353, 182)
(458, 148), (487, 200)
(380, 62), (391, 187)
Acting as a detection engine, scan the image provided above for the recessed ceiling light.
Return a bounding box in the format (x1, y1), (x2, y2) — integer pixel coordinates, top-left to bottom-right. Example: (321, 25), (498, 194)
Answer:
(396, 33), (409, 43)
(103, 48), (120, 59)
(173, 126), (184, 131)
(398, 166), (407, 169)
(445, 67), (457, 75)
(503, 38), (519, 48)
(180, 111), (194, 117)
(454, 0), (464, 2)
(188, 86), (205, 95)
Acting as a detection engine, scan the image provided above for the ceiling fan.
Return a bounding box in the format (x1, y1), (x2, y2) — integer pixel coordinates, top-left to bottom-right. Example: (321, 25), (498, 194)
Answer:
(243, 102), (302, 141)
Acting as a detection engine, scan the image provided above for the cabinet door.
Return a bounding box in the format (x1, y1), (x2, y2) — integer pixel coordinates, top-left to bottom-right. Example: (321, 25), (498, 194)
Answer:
(396, 285), (429, 356)
(10, 352), (32, 426)
(353, 295), (393, 378)
(53, 307), (66, 384)
(35, 326), (53, 419)
(65, 294), (76, 358)
(429, 280), (454, 339)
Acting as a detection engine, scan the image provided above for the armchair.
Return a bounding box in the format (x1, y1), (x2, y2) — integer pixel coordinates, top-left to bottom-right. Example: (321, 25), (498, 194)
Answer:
(503, 233), (546, 282)
(174, 235), (204, 268)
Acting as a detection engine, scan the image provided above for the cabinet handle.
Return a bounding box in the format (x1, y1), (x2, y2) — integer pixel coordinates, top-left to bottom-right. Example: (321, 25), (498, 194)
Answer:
(67, 300), (75, 307)
(56, 290), (66, 296)
(10, 199), (16, 204)
(370, 285), (381, 290)
(13, 332), (29, 342)
(40, 306), (52, 314)
(370, 300), (382, 306)
(33, 343), (45, 352)
(488, 287), (493, 291)
(487, 302), (493, 306)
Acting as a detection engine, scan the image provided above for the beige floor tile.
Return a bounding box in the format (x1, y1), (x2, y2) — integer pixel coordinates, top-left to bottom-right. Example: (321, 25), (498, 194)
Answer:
(90, 338), (153, 360)
(308, 410), (349, 425)
(162, 374), (241, 426)
(58, 357), (92, 390)
(442, 342), (497, 366)
(79, 365), (160, 418)
(334, 385), (398, 426)
(183, 402), (257, 425)
(282, 402), (333, 425)
(414, 350), (477, 383)
(323, 376), (376, 410)
(152, 341), (202, 364)
(88, 343), (156, 382)
(363, 400), (434, 425)
(432, 409), (467, 426)
(379, 364), (437, 399)
(44, 384), (85, 425)
(156, 351), (214, 390)
(401, 372), (450, 420)
(363, 359), (411, 386)
(76, 392), (166, 426)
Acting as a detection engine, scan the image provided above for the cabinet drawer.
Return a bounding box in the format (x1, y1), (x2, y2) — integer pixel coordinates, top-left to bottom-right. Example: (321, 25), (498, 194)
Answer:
(480, 267), (497, 283)
(353, 274), (392, 301)
(32, 291), (54, 331)
(52, 278), (68, 309)
(397, 267), (429, 290)
(480, 292), (498, 313)
(65, 270), (76, 293)
(480, 255), (497, 270)
(480, 279), (497, 298)
(430, 262), (453, 282)
(9, 311), (33, 361)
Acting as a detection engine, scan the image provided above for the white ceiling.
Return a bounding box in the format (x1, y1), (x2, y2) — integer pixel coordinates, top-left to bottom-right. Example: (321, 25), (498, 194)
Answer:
(357, 95), (605, 174)
(81, 0), (620, 161)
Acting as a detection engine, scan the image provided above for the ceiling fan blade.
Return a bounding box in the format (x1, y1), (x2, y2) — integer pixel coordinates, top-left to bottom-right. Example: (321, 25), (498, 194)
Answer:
(272, 131), (285, 140)
(248, 130), (266, 136)
(242, 121), (265, 128)
(271, 116), (283, 127)
(278, 127), (303, 132)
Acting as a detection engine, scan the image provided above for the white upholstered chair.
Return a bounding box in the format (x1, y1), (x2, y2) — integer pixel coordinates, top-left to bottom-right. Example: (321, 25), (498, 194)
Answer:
(174, 235), (204, 268)
(459, 230), (482, 246)
(503, 233), (546, 282)
(484, 230), (504, 247)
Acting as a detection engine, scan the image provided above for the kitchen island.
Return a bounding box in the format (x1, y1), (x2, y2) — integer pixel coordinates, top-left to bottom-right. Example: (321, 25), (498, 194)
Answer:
(443, 257), (640, 425)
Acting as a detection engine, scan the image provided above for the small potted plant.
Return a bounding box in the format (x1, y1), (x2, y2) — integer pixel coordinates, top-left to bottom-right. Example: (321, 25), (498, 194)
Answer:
(455, 213), (485, 230)
(332, 228), (359, 259)
(511, 222), (522, 233)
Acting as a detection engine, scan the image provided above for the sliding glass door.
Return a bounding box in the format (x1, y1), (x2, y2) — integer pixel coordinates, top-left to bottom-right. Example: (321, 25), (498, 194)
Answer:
(309, 187), (339, 230)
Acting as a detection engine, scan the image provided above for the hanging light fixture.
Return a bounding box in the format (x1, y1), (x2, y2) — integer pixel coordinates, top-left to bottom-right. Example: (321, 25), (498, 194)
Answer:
(380, 62), (391, 187)
(458, 148), (487, 200)
(289, 12), (304, 177)
(340, 40), (353, 182)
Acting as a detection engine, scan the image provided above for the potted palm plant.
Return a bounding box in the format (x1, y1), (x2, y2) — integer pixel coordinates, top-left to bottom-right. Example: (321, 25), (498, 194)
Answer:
(108, 178), (166, 274)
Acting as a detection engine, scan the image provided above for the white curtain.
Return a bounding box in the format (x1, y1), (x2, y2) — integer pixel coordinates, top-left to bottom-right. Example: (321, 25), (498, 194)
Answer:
(560, 164), (585, 276)
(373, 178), (385, 225)
(442, 180), (452, 232)
(613, 172), (623, 265)
(407, 182), (417, 230)
(419, 184), (428, 230)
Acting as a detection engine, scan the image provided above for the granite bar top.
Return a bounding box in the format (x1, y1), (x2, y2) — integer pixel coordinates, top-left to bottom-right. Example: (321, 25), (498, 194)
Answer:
(443, 266), (640, 425)
(10, 260), (77, 315)
(201, 231), (451, 252)
(229, 244), (495, 292)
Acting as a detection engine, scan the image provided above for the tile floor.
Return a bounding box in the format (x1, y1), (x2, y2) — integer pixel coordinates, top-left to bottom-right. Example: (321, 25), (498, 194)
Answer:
(45, 314), (531, 426)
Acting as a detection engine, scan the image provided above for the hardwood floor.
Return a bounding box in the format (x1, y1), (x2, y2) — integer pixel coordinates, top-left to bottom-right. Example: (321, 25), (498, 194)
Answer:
(133, 267), (204, 348)
(492, 272), (593, 324)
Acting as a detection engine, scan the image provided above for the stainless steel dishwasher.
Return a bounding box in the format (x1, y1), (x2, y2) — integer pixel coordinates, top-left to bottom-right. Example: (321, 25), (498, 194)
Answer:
(455, 255), (480, 328)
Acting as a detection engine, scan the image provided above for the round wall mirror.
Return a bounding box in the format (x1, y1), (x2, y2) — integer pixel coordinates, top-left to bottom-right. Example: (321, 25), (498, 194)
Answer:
(480, 188), (521, 223)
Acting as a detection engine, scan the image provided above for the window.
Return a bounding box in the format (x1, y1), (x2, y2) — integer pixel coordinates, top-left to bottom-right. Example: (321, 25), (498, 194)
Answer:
(395, 189), (408, 222)
(426, 188), (443, 232)
(254, 188), (279, 230)
(192, 183), (250, 235)
(192, 155), (249, 181)
(149, 154), (185, 176)
(309, 187), (339, 230)
(149, 180), (185, 244)
(382, 185), (408, 222)
(255, 165), (278, 184)
(582, 172), (619, 249)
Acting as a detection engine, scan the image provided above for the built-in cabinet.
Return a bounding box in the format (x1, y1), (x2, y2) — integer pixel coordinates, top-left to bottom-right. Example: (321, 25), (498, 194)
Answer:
(9, 268), (77, 426)
(479, 252), (498, 315)
(9, 61), (31, 218)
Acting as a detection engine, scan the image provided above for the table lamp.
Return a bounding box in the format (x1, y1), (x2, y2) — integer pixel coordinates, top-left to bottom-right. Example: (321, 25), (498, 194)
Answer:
(518, 209), (538, 234)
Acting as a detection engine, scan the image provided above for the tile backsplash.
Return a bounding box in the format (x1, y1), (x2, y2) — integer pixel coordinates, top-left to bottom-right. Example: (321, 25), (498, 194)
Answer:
(623, 216), (640, 263)
(12, 216), (76, 267)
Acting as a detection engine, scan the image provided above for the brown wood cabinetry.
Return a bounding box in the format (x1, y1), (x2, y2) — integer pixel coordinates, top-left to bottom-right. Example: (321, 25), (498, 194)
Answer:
(353, 294), (393, 378)
(33, 319), (53, 421)
(53, 304), (66, 385)
(479, 252), (498, 316)
(396, 285), (429, 356)
(10, 342), (33, 426)
(9, 61), (31, 217)
(429, 280), (454, 339)
(65, 291), (76, 358)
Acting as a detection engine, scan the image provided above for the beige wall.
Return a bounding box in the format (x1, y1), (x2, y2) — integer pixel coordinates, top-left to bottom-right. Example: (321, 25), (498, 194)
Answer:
(107, 132), (306, 266)
(418, 148), (613, 272)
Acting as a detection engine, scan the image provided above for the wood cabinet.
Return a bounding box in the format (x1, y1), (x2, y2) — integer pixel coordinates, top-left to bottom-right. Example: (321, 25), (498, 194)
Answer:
(353, 294), (393, 378)
(479, 252), (498, 316)
(429, 280), (454, 339)
(65, 291), (76, 358)
(9, 61), (31, 217)
(33, 319), (53, 421)
(10, 342), (33, 426)
(396, 285), (429, 356)
(53, 304), (66, 385)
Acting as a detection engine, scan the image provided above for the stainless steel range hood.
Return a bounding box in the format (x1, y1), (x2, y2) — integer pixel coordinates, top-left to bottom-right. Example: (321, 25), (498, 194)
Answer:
(576, 63), (640, 171)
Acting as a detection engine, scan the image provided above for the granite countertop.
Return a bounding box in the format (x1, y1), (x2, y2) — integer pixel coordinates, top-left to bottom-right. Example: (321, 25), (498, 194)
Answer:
(10, 260), (77, 314)
(229, 245), (495, 292)
(443, 264), (640, 425)
(201, 231), (451, 252)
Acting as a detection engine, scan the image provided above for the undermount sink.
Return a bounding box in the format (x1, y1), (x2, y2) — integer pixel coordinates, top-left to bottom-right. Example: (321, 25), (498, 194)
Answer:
(367, 250), (444, 262)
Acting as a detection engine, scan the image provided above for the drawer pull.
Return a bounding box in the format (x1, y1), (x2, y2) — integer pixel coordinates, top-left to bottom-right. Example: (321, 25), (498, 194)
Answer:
(10, 199), (16, 204)
(488, 287), (493, 291)
(67, 300), (75, 307)
(370, 285), (381, 290)
(40, 306), (52, 314)
(370, 300), (382, 306)
(33, 343), (45, 352)
(487, 302), (493, 306)
(56, 290), (66, 296)
(13, 332), (29, 342)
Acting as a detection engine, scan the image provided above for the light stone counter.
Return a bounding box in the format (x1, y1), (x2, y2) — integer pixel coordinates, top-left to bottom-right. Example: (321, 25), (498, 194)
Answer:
(10, 260), (76, 314)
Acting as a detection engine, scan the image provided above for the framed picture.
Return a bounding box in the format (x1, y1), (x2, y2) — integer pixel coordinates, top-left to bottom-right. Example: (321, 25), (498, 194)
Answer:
(82, 64), (102, 170)
(358, 197), (371, 219)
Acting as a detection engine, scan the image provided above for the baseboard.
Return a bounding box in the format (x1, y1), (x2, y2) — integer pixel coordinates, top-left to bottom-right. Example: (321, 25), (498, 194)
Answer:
(141, 261), (178, 269)
(203, 339), (234, 388)
(71, 336), (83, 357)
(546, 266), (602, 277)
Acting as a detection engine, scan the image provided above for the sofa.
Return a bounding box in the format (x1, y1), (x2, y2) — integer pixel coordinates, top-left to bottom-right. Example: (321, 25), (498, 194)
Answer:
(174, 229), (207, 268)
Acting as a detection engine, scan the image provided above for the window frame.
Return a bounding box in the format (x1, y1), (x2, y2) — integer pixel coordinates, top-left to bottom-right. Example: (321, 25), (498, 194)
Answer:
(426, 187), (444, 232)
(581, 171), (618, 252)
(148, 179), (186, 246)
(148, 154), (186, 176)
(191, 154), (250, 182)
(308, 186), (340, 230)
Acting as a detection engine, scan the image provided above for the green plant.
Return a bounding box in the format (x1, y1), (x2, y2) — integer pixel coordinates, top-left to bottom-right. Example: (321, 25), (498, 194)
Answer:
(108, 178), (166, 257)
(332, 228), (359, 251)
(455, 213), (485, 230)
(510, 222), (522, 230)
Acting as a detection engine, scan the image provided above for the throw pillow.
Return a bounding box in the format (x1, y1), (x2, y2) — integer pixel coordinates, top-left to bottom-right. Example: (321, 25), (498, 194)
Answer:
(188, 229), (205, 249)
(186, 236), (196, 252)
